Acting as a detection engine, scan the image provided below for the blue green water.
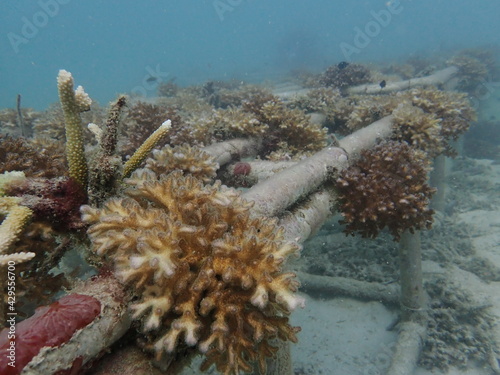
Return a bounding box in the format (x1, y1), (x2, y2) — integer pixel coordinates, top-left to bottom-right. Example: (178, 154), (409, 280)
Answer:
(1, 0), (499, 109)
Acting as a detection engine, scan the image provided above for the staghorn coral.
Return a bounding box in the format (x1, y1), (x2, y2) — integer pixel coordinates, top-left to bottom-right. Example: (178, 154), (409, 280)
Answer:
(332, 87), (476, 157)
(336, 141), (435, 240)
(87, 96), (127, 206)
(81, 170), (303, 375)
(407, 88), (475, 140)
(204, 82), (272, 109)
(158, 87), (214, 118)
(123, 120), (172, 178)
(176, 94), (328, 159)
(57, 69), (92, 187)
(32, 102), (105, 143)
(145, 144), (219, 182)
(288, 87), (342, 124)
(197, 80), (265, 109)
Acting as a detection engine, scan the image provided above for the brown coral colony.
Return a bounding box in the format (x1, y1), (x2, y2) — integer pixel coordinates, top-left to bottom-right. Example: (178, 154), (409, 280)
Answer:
(81, 170), (303, 374)
(336, 141), (436, 240)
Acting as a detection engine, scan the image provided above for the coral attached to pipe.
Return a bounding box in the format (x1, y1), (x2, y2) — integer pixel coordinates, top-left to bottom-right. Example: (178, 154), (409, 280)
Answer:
(81, 170), (304, 375)
(336, 141), (435, 240)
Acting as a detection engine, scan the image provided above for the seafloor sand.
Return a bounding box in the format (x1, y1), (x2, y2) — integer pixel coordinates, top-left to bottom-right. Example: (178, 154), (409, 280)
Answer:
(290, 158), (500, 375)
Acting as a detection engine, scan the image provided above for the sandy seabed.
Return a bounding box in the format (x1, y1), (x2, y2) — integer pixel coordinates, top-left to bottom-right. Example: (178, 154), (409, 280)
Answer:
(290, 158), (500, 375)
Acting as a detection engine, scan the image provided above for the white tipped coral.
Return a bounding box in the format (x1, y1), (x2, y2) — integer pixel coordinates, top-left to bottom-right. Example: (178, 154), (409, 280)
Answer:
(0, 197), (34, 266)
(82, 170), (303, 374)
(57, 69), (90, 187)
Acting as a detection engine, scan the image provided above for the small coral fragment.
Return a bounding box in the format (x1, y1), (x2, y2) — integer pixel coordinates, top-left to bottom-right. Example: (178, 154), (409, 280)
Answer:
(0, 197), (34, 265)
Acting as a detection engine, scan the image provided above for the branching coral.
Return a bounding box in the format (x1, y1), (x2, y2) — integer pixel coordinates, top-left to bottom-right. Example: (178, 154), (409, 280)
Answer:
(123, 120), (172, 178)
(392, 103), (444, 157)
(87, 96), (127, 205)
(57, 70), (92, 187)
(243, 97), (328, 156)
(335, 95), (398, 133)
(203, 107), (267, 141)
(448, 53), (489, 92)
(336, 141), (435, 240)
(394, 87), (476, 156)
(410, 89), (475, 140)
(319, 63), (372, 90)
(81, 170), (303, 374)
(0, 135), (66, 179)
(289, 87), (342, 113)
(32, 102), (105, 143)
(0, 197), (34, 265)
(218, 84), (272, 110)
(145, 144), (219, 182)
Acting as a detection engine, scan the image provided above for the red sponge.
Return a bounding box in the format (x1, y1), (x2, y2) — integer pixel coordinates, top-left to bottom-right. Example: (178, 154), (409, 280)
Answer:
(0, 293), (101, 375)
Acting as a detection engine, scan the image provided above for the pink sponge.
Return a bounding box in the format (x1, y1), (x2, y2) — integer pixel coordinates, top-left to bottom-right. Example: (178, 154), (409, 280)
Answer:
(0, 293), (101, 375)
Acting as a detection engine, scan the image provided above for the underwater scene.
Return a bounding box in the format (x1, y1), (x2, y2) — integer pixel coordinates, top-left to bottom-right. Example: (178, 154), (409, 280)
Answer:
(1, 1), (500, 374)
